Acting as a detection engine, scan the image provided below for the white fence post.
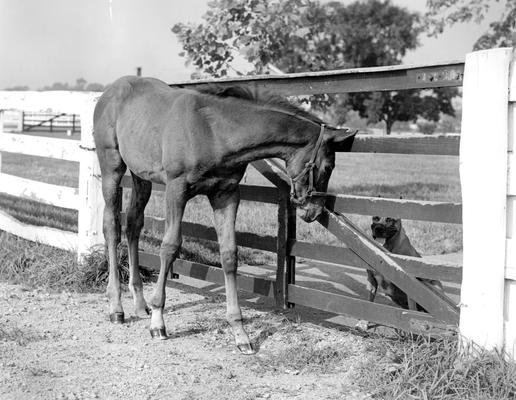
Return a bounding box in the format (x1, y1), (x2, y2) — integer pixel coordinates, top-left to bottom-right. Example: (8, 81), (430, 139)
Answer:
(77, 96), (104, 260)
(505, 54), (516, 358)
(459, 47), (514, 354)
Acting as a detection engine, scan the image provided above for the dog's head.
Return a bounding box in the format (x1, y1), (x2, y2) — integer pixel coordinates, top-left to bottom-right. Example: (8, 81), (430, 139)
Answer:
(371, 216), (402, 245)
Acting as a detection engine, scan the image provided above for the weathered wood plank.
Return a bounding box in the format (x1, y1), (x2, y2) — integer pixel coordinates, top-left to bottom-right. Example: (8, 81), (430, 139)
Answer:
(275, 192), (297, 308)
(289, 240), (462, 283)
(171, 61), (464, 95)
(319, 211), (459, 324)
(288, 284), (454, 333)
(0, 172), (79, 210)
(239, 185), (279, 204)
(325, 194), (462, 224)
(0, 208), (78, 250)
(0, 132), (81, 161)
(138, 251), (275, 297)
(121, 213), (277, 252)
(120, 175), (278, 204)
(351, 134), (460, 156)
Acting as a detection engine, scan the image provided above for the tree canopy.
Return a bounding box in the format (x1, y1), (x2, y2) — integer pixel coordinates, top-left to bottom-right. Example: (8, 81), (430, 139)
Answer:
(173, 0), (457, 134)
(425, 0), (516, 50)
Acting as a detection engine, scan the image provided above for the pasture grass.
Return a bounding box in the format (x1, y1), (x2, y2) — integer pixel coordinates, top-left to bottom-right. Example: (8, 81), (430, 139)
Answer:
(354, 334), (516, 400)
(0, 231), (154, 292)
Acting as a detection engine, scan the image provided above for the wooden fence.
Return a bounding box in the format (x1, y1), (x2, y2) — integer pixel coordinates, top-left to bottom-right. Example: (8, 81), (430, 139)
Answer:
(0, 48), (515, 357)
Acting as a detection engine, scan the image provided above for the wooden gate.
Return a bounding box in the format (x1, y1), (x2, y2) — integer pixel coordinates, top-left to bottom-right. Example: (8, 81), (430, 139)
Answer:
(117, 61), (464, 333)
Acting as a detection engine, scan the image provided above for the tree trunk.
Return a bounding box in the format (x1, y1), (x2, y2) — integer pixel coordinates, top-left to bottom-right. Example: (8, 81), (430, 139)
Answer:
(385, 118), (394, 135)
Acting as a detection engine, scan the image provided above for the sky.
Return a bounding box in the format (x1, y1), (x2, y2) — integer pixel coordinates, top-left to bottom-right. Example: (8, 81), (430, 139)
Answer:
(0, 0), (506, 89)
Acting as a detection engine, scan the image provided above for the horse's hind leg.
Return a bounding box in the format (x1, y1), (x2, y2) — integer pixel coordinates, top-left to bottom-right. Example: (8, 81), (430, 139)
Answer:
(98, 149), (127, 323)
(209, 189), (254, 355)
(126, 172), (152, 318)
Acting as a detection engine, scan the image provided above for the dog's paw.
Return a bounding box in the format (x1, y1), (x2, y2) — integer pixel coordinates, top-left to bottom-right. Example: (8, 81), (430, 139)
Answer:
(355, 320), (370, 331)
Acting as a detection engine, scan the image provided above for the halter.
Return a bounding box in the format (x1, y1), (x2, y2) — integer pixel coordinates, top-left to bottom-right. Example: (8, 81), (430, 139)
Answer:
(289, 124), (328, 206)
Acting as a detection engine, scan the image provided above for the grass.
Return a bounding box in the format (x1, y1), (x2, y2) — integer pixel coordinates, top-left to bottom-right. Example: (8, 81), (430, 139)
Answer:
(353, 334), (516, 400)
(0, 231), (154, 292)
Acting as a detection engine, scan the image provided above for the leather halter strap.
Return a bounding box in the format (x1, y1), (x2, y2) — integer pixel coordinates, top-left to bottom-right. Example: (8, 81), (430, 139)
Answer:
(289, 124), (327, 205)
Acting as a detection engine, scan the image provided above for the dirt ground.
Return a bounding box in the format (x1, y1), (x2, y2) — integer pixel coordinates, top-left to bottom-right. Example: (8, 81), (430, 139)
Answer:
(0, 276), (382, 400)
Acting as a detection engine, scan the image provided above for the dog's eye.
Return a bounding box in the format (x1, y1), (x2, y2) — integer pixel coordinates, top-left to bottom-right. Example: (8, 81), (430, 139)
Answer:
(372, 216), (380, 222)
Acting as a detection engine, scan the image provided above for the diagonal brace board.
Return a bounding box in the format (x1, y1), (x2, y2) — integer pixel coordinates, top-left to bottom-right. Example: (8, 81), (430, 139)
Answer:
(251, 158), (460, 324)
(319, 211), (459, 323)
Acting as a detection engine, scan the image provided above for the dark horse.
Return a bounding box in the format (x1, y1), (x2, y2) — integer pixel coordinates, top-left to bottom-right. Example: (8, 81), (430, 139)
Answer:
(93, 76), (356, 354)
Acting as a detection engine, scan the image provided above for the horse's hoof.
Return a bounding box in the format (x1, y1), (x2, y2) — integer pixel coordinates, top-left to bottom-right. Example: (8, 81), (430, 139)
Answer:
(109, 312), (125, 324)
(237, 343), (255, 355)
(150, 328), (168, 340)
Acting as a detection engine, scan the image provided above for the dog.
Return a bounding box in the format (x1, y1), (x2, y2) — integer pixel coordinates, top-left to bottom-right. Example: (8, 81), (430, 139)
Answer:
(367, 216), (443, 311)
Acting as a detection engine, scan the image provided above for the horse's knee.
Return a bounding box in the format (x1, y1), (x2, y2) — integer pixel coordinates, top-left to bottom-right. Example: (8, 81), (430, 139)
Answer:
(159, 242), (181, 261)
(221, 249), (237, 274)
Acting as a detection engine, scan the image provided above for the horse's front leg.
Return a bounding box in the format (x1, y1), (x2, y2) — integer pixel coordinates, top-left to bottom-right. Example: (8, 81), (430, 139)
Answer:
(209, 189), (254, 355)
(149, 180), (186, 339)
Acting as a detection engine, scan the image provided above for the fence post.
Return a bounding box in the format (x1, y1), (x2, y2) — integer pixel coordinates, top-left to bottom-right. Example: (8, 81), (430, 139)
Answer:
(459, 47), (514, 353)
(77, 95), (103, 260)
(276, 191), (296, 308)
(505, 54), (516, 358)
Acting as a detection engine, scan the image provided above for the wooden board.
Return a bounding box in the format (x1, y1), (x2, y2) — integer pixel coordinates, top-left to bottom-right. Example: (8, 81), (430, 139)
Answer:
(0, 172), (79, 210)
(0, 208), (77, 250)
(289, 240), (462, 283)
(0, 132), (81, 161)
(351, 134), (460, 156)
(138, 251), (275, 298)
(288, 284), (455, 333)
(320, 211), (459, 324)
(171, 61), (464, 95)
(325, 194), (462, 224)
(120, 213), (277, 253)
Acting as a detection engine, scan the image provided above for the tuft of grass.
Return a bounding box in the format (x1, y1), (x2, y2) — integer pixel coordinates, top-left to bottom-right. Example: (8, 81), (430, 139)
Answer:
(0, 231), (155, 292)
(354, 334), (516, 400)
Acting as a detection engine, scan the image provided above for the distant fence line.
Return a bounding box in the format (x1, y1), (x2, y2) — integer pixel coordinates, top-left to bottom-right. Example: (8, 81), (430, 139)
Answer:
(0, 51), (515, 358)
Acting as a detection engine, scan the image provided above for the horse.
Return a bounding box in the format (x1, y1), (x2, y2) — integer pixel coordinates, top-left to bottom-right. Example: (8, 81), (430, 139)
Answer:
(93, 76), (356, 354)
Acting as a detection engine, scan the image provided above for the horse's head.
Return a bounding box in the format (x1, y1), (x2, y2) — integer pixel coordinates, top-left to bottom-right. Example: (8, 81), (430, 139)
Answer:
(287, 125), (357, 222)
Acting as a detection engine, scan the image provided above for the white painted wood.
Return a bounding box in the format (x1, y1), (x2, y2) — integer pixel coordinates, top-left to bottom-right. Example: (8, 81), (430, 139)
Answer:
(459, 48), (513, 352)
(0, 209), (77, 250)
(77, 99), (104, 259)
(0, 132), (81, 162)
(509, 103), (515, 152)
(508, 196), (516, 238)
(510, 57), (516, 102)
(0, 91), (100, 115)
(0, 172), (79, 210)
(505, 281), (516, 357)
(508, 154), (516, 196)
(0, 110), (3, 174)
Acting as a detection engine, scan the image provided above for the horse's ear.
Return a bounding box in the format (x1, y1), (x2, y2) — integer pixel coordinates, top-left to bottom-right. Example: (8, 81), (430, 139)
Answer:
(325, 128), (358, 152)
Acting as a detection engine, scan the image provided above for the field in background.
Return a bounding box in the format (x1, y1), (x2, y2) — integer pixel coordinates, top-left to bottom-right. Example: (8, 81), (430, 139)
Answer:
(0, 148), (462, 268)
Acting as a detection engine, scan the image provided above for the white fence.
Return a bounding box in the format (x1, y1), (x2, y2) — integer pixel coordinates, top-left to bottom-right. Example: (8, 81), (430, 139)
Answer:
(459, 47), (516, 358)
(0, 91), (103, 257)
(0, 48), (516, 358)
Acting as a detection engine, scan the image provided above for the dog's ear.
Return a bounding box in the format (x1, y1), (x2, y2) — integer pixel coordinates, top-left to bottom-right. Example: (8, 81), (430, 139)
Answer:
(324, 128), (358, 152)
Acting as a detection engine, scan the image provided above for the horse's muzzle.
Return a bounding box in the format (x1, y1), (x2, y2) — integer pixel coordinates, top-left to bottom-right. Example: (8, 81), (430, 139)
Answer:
(296, 203), (324, 222)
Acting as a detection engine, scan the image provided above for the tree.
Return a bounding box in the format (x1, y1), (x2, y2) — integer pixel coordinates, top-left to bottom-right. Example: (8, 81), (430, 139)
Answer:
(425, 0), (516, 50)
(41, 78), (105, 92)
(361, 88), (458, 135)
(173, 0), (455, 133)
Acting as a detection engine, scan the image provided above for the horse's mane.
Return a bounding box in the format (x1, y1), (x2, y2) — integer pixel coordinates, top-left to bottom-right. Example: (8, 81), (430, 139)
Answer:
(195, 85), (323, 125)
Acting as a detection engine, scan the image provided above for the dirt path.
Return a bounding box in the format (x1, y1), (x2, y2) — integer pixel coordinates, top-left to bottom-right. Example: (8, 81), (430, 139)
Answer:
(0, 279), (378, 400)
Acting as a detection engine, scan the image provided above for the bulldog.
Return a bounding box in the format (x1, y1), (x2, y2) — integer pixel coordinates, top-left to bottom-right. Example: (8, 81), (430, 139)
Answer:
(367, 216), (443, 311)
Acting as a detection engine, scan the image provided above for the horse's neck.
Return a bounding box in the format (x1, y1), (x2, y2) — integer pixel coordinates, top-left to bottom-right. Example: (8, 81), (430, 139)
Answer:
(214, 105), (317, 165)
